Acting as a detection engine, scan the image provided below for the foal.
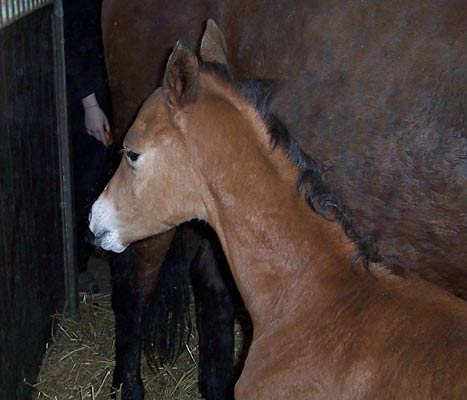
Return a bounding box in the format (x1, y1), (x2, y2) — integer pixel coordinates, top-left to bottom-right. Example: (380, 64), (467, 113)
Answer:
(90, 43), (467, 399)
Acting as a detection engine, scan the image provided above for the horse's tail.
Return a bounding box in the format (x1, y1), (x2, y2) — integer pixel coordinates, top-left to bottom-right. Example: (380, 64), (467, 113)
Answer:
(142, 228), (192, 370)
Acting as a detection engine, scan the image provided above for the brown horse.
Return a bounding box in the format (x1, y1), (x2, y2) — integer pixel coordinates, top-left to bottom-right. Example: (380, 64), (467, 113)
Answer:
(102, 0), (467, 299)
(100, 1), (467, 397)
(90, 43), (467, 399)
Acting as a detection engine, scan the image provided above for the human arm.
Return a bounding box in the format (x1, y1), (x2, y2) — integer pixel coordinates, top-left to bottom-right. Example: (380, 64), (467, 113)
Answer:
(64, 0), (113, 146)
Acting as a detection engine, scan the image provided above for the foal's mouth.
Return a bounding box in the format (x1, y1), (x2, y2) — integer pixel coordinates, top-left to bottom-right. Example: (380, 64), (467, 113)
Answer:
(91, 229), (109, 246)
(86, 226), (111, 248)
(87, 225), (128, 253)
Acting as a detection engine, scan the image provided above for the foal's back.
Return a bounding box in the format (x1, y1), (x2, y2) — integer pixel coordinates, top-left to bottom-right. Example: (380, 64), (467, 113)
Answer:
(237, 267), (467, 399)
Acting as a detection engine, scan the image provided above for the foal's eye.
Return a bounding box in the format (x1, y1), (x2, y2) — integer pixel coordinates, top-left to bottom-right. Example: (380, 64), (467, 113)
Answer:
(127, 150), (140, 162)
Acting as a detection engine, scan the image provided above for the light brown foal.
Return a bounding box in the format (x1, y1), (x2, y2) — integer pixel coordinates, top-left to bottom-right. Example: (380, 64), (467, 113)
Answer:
(90, 43), (467, 399)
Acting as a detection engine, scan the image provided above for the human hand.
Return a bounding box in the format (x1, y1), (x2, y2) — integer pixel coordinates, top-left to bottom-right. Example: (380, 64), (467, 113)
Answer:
(84, 105), (111, 146)
(81, 93), (112, 146)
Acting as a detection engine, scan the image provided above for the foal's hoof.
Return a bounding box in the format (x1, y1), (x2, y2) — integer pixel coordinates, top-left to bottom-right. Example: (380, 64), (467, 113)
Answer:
(78, 271), (101, 294)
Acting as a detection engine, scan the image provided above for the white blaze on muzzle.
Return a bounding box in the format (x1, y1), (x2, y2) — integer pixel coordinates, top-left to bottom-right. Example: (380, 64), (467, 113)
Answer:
(89, 196), (128, 253)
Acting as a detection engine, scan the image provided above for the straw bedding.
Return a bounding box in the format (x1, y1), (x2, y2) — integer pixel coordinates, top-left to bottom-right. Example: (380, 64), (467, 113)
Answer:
(32, 255), (203, 400)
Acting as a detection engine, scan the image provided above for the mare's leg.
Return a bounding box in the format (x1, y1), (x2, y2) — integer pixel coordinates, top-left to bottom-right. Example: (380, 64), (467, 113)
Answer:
(112, 223), (241, 399)
(190, 236), (237, 400)
(111, 232), (174, 399)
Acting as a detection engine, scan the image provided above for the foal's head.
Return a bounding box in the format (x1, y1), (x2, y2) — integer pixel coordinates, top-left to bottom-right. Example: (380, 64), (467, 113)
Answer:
(89, 42), (266, 252)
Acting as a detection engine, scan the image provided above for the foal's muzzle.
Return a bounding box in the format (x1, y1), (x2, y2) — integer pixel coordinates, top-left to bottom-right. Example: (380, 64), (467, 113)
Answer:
(88, 198), (128, 253)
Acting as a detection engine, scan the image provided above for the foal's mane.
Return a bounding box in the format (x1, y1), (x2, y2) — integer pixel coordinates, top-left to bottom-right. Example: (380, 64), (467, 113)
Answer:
(202, 62), (405, 276)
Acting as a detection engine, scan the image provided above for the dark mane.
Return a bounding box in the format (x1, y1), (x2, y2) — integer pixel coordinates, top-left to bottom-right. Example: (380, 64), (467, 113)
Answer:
(267, 116), (404, 276)
(202, 62), (405, 276)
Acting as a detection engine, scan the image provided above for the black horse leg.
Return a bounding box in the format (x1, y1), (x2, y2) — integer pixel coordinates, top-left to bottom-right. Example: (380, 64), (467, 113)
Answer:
(190, 237), (237, 400)
(111, 232), (175, 399)
(111, 225), (241, 399)
(111, 247), (147, 399)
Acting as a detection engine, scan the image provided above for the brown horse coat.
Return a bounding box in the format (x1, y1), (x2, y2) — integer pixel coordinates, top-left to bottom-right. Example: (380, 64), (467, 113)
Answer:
(102, 0), (467, 299)
(90, 44), (467, 399)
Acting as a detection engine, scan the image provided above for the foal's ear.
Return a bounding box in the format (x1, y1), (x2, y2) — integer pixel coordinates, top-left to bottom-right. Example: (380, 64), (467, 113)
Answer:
(200, 19), (231, 73)
(163, 41), (200, 109)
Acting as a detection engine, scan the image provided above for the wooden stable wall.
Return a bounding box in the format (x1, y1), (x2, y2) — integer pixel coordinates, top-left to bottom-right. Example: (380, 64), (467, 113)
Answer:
(0, 2), (75, 398)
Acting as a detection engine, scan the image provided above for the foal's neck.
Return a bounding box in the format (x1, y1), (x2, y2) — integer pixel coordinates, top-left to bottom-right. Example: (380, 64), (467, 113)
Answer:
(190, 83), (358, 331)
(212, 149), (356, 331)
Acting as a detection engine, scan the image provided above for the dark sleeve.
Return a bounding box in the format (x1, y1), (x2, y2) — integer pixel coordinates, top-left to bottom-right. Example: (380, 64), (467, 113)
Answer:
(63, 0), (108, 104)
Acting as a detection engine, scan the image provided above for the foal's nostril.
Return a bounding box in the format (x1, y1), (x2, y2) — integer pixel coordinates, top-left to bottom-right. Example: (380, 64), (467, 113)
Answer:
(88, 208), (93, 225)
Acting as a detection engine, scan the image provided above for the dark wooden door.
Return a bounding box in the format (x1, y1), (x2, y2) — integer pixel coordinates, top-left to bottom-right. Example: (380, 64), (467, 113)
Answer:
(0, 1), (75, 398)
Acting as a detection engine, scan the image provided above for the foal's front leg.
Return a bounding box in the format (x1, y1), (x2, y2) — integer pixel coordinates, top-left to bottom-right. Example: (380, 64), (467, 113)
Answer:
(111, 232), (174, 399)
